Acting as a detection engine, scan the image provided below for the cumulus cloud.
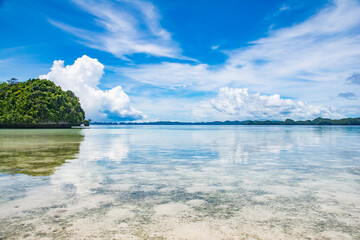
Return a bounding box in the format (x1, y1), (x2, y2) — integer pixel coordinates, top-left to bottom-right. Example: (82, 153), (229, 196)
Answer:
(39, 55), (144, 121)
(43, 0), (360, 120)
(209, 87), (342, 120)
(49, 0), (189, 60)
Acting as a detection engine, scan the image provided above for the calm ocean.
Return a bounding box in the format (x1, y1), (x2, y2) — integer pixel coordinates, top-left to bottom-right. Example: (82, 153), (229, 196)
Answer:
(1, 126), (359, 239)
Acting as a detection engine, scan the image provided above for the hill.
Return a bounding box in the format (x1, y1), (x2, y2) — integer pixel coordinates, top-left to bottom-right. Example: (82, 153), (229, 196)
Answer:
(0, 79), (85, 128)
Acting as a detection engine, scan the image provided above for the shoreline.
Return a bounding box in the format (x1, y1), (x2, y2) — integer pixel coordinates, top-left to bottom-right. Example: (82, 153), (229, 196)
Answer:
(91, 117), (360, 126)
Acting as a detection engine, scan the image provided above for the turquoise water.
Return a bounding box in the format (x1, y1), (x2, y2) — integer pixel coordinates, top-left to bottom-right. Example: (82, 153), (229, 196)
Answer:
(0, 126), (359, 239)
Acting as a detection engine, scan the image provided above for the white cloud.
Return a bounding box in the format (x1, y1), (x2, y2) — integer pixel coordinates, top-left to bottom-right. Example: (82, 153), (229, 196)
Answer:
(49, 0), (190, 60)
(39, 55), (144, 121)
(120, 1), (360, 94)
(114, 0), (360, 119)
(118, 62), (211, 88)
(208, 87), (343, 120)
(41, 0), (360, 120)
(226, 0), (360, 81)
(279, 4), (290, 12)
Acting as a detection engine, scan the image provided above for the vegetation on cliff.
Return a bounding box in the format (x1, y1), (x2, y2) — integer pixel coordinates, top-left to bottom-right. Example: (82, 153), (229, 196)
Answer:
(0, 79), (85, 127)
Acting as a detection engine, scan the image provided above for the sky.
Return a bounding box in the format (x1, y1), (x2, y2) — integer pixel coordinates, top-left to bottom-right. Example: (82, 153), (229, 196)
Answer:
(1, 0), (360, 122)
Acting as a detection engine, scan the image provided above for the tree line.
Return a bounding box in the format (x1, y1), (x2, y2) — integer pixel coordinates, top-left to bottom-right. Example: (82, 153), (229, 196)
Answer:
(92, 118), (360, 125)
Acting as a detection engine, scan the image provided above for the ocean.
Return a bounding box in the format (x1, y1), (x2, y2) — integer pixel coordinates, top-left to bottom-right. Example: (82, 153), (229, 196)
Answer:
(0, 125), (359, 239)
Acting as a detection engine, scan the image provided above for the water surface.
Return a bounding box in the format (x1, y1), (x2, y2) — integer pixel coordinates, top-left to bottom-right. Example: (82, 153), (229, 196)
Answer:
(0, 126), (359, 239)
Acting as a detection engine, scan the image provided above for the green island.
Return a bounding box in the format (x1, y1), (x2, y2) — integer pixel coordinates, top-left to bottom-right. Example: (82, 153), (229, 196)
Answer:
(0, 78), (86, 128)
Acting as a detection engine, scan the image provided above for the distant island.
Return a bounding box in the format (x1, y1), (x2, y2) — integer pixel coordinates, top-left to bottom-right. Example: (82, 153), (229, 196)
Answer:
(92, 117), (360, 125)
(0, 78), (86, 128)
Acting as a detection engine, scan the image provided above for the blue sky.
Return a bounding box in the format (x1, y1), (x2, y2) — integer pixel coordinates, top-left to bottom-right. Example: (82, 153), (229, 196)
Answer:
(1, 0), (360, 121)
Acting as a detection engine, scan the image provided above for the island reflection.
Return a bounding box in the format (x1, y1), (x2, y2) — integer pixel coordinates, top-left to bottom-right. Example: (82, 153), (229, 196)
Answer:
(0, 129), (84, 176)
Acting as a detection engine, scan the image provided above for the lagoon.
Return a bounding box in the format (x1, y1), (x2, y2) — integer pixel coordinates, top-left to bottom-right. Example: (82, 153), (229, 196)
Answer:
(0, 126), (359, 239)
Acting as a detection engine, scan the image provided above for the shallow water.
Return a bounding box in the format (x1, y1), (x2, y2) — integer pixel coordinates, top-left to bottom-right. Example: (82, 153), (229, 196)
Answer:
(0, 126), (359, 239)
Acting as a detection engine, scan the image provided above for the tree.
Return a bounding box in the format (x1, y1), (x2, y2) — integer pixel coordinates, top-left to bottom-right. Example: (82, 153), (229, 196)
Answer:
(7, 78), (18, 85)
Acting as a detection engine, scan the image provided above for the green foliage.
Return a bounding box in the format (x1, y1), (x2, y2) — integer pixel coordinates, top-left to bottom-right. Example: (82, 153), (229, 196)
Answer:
(311, 117), (333, 125)
(311, 117), (360, 125)
(0, 79), (85, 126)
(83, 119), (90, 126)
(284, 119), (295, 125)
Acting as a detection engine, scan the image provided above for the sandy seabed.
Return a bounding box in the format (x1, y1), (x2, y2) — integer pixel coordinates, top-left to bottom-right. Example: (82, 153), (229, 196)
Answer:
(1, 126), (359, 239)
